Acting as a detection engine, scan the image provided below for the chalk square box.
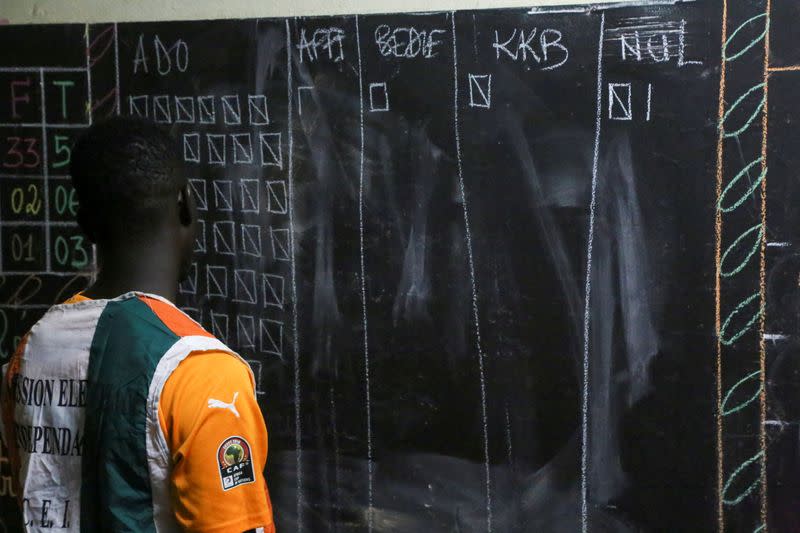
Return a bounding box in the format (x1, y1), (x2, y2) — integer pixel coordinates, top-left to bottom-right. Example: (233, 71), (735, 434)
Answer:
(212, 221), (236, 255)
(265, 180), (287, 214)
(210, 311), (229, 340)
(237, 315), (256, 348)
(262, 273), (284, 308)
(259, 318), (283, 356)
(205, 265), (229, 298)
(240, 224), (262, 257)
(179, 262), (198, 295)
(233, 269), (257, 304)
(259, 133), (282, 168)
(193, 220), (206, 253)
(239, 180), (260, 213)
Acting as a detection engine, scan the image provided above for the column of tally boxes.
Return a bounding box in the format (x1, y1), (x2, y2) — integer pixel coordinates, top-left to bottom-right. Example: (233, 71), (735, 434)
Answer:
(128, 93), (286, 364)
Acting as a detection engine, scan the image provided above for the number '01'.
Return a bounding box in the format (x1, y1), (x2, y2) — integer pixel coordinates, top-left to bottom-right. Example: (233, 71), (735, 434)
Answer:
(134, 34), (189, 75)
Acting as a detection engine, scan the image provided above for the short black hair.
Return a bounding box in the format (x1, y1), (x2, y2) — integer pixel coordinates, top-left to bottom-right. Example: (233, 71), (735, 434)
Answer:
(69, 116), (185, 241)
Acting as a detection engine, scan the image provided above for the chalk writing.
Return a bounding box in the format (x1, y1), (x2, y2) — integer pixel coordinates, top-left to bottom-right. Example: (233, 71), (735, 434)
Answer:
(608, 83), (632, 120)
(263, 273), (285, 308)
(720, 224), (762, 278)
(374, 25), (446, 59)
(720, 82), (766, 139)
(297, 27), (346, 63)
(608, 18), (702, 67)
(723, 14), (768, 63)
(210, 311), (229, 340)
(239, 180), (259, 213)
(212, 220), (236, 255)
(10, 184), (42, 215)
(247, 95), (269, 125)
(368, 82), (389, 112)
(259, 318), (283, 356)
(206, 265), (228, 298)
(241, 224), (262, 257)
(233, 269), (257, 304)
(237, 315), (255, 348)
(133, 34), (189, 75)
(468, 74), (492, 109)
(493, 28), (569, 70)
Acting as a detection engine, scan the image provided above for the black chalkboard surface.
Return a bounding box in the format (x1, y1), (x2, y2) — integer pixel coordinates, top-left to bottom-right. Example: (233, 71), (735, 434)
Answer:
(1, 0), (798, 531)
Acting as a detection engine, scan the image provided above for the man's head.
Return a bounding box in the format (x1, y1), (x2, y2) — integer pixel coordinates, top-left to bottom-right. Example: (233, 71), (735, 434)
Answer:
(70, 116), (197, 278)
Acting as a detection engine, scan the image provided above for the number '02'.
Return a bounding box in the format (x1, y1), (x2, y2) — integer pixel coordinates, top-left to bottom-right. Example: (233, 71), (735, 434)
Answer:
(134, 34), (189, 75)
(10, 184), (42, 215)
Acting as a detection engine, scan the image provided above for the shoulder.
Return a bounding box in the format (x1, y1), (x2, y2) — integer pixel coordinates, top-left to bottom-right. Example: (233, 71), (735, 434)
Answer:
(170, 350), (253, 386)
(161, 350), (255, 413)
(158, 351), (259, 447)
(135, 295), (214, 339)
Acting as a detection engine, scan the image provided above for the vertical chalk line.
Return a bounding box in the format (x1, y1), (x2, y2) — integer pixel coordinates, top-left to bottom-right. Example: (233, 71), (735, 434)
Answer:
(113, 23), (121, 114)
(504, 402), (513, 468)
(39, 68), (51, 273)
(450, 12), (492, 533)
(285, 18), (303, 533)
(354, 14), (375, 533)
(758, 0), (772, 528)
(82, 25), (94, 271)
(85, 24), (92, 125)
(714, 2), (729, 531)
(329, 382), (342, 527)
(0, 175), (2, 272)
(581, 13), (605, 533)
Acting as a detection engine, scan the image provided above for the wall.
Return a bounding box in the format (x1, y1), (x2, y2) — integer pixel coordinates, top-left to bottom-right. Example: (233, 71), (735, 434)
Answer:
(3, 0), (630, 23)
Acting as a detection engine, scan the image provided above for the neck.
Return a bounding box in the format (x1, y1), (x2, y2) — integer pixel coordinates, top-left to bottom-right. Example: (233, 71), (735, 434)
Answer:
(83, 238), (181, 303)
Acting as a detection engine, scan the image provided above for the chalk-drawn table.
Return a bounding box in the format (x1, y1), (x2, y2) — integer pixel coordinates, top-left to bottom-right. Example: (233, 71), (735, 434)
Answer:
(1, 1), (799, 531)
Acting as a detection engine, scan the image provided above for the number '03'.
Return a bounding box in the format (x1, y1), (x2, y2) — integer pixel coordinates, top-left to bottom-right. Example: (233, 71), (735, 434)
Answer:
(54, 235), (89, 269)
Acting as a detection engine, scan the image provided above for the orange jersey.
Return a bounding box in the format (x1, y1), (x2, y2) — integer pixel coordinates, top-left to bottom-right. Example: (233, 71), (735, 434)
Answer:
(159, 351), (274, 532)
(2, 292), (274, 532)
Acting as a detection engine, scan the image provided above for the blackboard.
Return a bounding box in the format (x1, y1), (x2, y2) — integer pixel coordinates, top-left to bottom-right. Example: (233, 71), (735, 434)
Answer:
(1, 0), (799, 530)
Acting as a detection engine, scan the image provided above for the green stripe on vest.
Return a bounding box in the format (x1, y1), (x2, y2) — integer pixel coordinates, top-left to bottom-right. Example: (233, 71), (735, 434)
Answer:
(81, 296), (178, 532)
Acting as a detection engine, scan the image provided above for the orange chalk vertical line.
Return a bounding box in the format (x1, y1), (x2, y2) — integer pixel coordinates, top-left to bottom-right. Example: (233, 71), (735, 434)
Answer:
(759, 0), (772, 529)
(714, 1), (729, 532)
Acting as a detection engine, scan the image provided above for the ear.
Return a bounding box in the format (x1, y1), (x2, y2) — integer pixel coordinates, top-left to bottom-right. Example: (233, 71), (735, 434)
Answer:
(177, 183), (195, 227)
(76, 205), (97, 243)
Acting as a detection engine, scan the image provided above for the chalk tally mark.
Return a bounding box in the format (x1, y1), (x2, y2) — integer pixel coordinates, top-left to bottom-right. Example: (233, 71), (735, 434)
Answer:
(720, 223), (763, 278)
(720, 82), (766, 139)
(723, 14), (768, 63)
(721, 370), (762, 416)
(722, 450), (765, 506)
(717, 158), (767, 213)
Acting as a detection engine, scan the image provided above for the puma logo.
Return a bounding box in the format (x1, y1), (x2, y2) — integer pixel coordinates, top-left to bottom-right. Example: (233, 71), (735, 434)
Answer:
(208, 392), (240, 418)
